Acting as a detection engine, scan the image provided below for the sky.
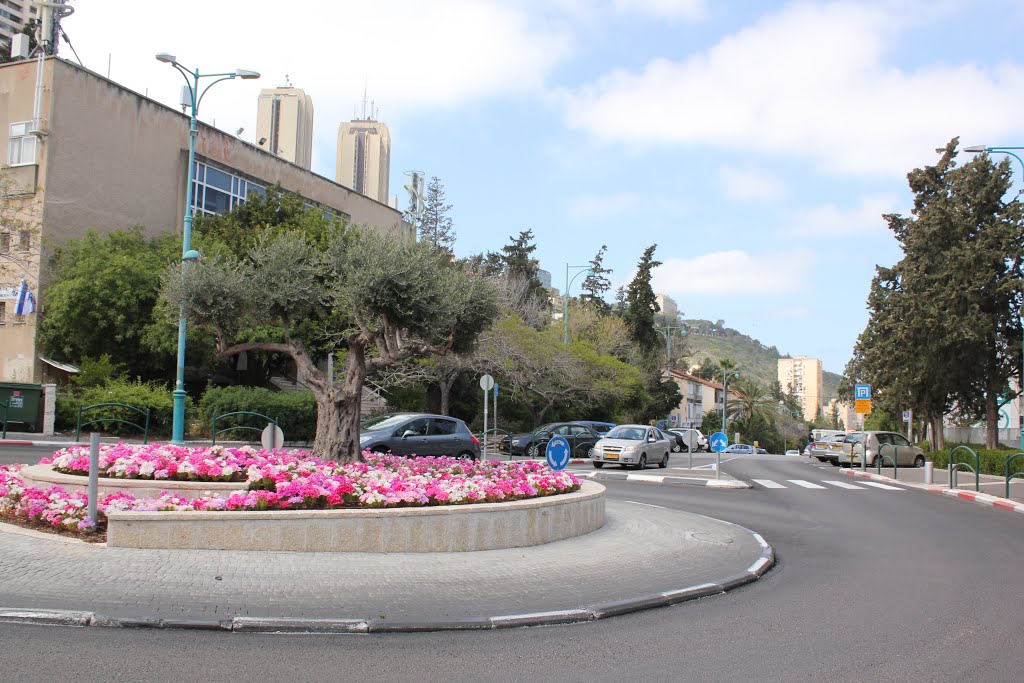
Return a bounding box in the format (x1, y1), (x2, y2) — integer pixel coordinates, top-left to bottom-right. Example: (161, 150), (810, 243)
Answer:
(61, 0), (1024, 374)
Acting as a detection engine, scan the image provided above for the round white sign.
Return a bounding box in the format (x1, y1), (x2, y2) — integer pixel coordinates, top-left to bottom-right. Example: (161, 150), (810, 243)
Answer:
(261, 423), (285, 450)
(479, 374), (494, 391)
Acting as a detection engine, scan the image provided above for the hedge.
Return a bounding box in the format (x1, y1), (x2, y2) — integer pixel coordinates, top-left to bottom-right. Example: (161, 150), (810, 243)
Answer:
(196, 385), (317, 442)
(926, 444), (1024, 477)
(55, 379), (189, 438)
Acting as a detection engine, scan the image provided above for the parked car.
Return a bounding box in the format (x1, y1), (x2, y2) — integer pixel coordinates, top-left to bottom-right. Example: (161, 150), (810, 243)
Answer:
(809, 434), (847, 465)
(574, 420), (616, 435)
(724, 443), (754, 455)
(506, 422), (603, 459)
(657, 427), (687, 453)
(669, 428), (707, 452)
(785, 449), (800, 456)
(756, 447), (768, 454)
(838, 431), (926, 468)
(591, 424), (671, 469)
(359, 413), (481, 460)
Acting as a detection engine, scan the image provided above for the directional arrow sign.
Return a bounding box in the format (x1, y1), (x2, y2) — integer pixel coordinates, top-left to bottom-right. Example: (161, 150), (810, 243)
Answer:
(545, 435), (571, 471)
(710, 431), (729, 453)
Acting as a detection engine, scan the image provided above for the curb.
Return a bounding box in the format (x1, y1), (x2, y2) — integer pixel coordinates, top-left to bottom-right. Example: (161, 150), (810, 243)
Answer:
(574, 470), (752, 489)
(839, 468), (1024, 514)
(0, 530), (774, 635)
(0, 440), (33, 447)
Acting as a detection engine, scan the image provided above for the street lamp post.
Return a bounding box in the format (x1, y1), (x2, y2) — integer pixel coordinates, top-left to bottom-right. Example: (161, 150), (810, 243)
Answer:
(722, 370), (739, 442)
(156, 53), (260, 444)
(563, 264), (593, 344)
(964, 145), (1024, 452)
(655, 324), (685, 426)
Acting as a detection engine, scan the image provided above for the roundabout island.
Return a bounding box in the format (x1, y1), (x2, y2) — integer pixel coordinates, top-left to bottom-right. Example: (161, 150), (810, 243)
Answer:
(0, 443), (773, 632)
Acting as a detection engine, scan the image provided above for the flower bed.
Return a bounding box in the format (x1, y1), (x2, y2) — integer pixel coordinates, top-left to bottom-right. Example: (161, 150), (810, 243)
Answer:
(1, 445), (582, 539)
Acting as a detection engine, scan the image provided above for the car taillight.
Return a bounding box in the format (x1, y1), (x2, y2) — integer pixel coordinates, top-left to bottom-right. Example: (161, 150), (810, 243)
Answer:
(471, 435), (481, 446)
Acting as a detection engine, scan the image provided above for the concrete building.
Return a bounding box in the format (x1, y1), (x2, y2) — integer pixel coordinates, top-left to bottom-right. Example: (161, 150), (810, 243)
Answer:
(778, 356), (824, 420)
(667, 370), (738, 429)
(336, 117), (391, 203)
(0, 57), (409, 383)
(255, 86), (314, 169)
(655, 293), (678, 321)
(0, 1), (34, 51)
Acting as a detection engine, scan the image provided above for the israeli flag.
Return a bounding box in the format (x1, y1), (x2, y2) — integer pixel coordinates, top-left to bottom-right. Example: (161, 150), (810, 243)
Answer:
(14, 278), (35, 315)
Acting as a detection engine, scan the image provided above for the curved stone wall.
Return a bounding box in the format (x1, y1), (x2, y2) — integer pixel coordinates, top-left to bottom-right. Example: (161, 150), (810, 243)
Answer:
(105, 480), (606, 553)
(19, 464), (242, 500)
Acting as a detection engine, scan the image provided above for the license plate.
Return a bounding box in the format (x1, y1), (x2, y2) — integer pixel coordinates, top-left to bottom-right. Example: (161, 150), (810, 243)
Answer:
(604, 454), (618, 460)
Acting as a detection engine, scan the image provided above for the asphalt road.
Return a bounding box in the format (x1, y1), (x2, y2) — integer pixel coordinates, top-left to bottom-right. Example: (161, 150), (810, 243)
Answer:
(0, 453), (1021, 682)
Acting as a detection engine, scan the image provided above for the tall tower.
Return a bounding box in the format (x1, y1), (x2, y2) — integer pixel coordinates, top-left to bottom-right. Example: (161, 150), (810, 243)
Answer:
(256, 84), (314, 170)
(778, 356), (824, 420)
(336, 99), (390, 203)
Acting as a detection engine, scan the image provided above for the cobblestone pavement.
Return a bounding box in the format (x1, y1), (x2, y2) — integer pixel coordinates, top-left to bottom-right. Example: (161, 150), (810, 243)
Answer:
(0, 501), (769, 630)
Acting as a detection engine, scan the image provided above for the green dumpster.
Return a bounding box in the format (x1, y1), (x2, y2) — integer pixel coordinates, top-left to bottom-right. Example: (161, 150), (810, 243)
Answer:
(0, 382), (42, 432)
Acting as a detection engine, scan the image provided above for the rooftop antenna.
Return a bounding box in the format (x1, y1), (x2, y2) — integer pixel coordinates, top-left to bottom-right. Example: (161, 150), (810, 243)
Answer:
(284, 73), (293, 88)
(361, 82), (368, 119)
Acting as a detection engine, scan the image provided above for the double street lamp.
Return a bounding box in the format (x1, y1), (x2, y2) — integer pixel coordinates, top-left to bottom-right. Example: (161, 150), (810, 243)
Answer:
(156, 53), (260, 444)
(963, 144), (1024, 453)
(655, 324), (685, 427)
(722, 370), (740, 442)
(563, 264), (593, 344)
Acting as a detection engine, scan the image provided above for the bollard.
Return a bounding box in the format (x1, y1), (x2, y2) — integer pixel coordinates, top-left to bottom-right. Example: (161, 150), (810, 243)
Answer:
(87, 432), (100, 526)
(924, 460), (933, 485)
(715, 451), (721, 480)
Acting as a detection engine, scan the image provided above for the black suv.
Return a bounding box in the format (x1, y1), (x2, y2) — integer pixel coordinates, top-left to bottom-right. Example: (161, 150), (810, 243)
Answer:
(359, 413), (481, 460)
(506, 422), (603, 459)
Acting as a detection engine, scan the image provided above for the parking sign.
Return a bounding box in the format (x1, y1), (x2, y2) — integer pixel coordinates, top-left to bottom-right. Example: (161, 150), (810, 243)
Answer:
(855, 384), (871, 400)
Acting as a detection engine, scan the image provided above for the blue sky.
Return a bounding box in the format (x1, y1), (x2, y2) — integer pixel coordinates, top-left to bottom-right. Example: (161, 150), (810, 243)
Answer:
(68, 0), (1024, 373)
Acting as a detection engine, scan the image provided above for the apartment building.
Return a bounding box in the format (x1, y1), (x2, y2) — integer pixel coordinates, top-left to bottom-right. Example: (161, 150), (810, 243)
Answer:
(778, 356), (824, 420)
(255, 86), (314, 170)
(667, 370), (738, 429)
(336, 116), (391, 203)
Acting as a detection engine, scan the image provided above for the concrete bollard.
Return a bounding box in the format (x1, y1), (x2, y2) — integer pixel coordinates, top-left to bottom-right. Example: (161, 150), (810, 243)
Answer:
(924, 460), (934, 485)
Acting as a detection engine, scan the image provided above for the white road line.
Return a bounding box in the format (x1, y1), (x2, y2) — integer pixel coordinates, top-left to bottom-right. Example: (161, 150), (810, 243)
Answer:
(860, 481), (905, 491)
(787, 480), (827, 489)
(627, 474), (665, 482)
(752, 479), (787, 489)
(822, 480), (866, 490)
(623, 500), (665, 509)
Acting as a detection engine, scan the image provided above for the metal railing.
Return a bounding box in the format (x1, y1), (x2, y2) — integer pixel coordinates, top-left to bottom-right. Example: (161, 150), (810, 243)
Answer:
(875, 443), (898, 479)
(1005, 452), (1024, 499)
(211, 411), (278, 445)
(76, 402), (150, 443)
(948, 445), (979, 492)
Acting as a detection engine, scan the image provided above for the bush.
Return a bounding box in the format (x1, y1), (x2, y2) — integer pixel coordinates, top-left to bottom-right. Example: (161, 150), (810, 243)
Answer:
(197, 385), (317, 442)
(926, 443), (1024, 477)
(55, 379), (188, 438)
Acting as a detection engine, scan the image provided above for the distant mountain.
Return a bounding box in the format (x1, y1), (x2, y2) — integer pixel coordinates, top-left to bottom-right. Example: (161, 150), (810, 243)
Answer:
(681, 319), (842, 402)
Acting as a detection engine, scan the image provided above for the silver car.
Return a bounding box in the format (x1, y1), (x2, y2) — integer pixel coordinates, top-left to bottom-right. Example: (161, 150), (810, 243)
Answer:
(838, 431), (925, 468)
(591, 424), (671, 470)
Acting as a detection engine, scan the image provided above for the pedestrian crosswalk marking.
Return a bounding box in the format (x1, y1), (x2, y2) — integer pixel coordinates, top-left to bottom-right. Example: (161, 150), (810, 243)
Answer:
(822, 480), (866, 490)
(788, 480), (827, 489)
(753, 479), (787, 489)
(860, 481), (905, 491)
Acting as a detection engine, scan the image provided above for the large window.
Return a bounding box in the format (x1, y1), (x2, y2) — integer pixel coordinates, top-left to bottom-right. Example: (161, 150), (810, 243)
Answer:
(190, 161), (263, 216)
(7, 121), (36, 166)
(0, 232), (9, 253)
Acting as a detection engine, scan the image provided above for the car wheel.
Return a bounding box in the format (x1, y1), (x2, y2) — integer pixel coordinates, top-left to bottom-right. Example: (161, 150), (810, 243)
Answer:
(830, 460), (841, 467)
(816, 457), (827, 462)
(659, 452), (669, 468)
(527, 443), (539, 458)
(671, 442), (682, 453)
(457, 451), (477, 461)
(914, 455), (925, 468)
(636, 454), (647, 470)
(593, 462), (604, 469)
(371, 446), (391, 455)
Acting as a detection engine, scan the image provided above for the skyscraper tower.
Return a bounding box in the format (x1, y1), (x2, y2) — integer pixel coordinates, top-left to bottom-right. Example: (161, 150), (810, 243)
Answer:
(256, 83), (314, 170)
(336, 97), (390, 203)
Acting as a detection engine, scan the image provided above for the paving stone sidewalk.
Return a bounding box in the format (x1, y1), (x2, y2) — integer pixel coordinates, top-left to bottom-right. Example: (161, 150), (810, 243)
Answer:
(0, 501), (771, 632)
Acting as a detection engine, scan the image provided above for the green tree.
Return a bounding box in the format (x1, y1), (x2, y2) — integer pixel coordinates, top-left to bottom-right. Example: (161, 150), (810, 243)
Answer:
(580, 244), (613, 314)
(38, 228), (182, 380)
(162, 226), (499, 462)
(418, 176), (456, 253)
(623, 244), (662, 356)
(727, 377), (777, 425)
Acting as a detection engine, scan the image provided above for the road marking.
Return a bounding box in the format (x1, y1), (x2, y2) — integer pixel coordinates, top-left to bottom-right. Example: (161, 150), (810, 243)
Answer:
(623, 500), (665, 509)
(822, 480), (866, 490)
(628, 474), (666, 483)
(860, 481), (905, 491)
(752, 479), (787, 489)
(788, 480), (827, 489)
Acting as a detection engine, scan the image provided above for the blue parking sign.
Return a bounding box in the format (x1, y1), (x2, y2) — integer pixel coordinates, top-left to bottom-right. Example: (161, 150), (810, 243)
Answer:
(855, 384), (871, 400)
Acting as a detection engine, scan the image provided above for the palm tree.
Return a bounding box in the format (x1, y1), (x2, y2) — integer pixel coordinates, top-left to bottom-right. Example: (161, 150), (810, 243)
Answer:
(727, 377), (776, 424)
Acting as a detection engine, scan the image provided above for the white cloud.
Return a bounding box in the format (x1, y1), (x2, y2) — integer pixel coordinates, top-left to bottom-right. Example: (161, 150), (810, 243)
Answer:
(716, 165), (787, 201)
(611, 0), (708, 20)
(63, 1), (572, 177)
(567, 192), (641, 219)
(787, 195), (901, 237)
(651, 249), (811, 296)
(560, 2), (1024, 177)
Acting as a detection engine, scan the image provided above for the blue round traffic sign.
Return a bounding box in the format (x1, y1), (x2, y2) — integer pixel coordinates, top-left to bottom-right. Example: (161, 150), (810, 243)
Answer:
(709, 431), (729, 453)
(545, 436), (571, 471)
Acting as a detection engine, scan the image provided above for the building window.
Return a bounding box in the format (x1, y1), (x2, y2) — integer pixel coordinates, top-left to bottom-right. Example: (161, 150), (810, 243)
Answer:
(190, 160), (261, 216)
(17, 230), (30, 252)
(7, 121), (36, 166)
(0, 301), (5, 324)
(0, 232), (9, 254)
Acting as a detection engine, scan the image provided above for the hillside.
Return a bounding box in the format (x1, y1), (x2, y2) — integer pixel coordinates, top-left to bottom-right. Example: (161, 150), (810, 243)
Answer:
(681, 319), (842, 401)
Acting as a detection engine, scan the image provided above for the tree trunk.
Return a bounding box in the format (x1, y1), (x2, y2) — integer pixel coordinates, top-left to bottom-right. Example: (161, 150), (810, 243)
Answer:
(931, 413), (945, 451)
(316, 340), (369, 463)
(439, 376), (452, 416)
(985, 384), (1000, 450)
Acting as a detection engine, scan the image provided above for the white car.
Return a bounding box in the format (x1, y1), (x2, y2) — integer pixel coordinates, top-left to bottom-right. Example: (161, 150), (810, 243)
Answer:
(669, 428), (707, 452)
(591, 424), (671, 470)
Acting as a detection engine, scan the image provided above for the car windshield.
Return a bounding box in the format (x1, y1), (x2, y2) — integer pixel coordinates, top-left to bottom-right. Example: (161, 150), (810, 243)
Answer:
(535, 424), (558, 434)
(361, 414), (416, 432)
(606, 426), (646, 440)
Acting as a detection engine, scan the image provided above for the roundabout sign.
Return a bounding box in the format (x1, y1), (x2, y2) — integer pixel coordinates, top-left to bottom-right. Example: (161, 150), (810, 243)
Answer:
(546, 435), (571, 471)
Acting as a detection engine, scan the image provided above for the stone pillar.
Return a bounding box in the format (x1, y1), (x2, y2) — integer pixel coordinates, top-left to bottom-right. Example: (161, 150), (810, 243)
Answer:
(43, 383), (56, 435)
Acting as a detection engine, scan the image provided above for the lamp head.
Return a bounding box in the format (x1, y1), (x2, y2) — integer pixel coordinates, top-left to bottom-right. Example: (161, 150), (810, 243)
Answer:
(155, 53), (176, 64)
(183, 249), (201, 261)
(234, 69), (261, 80)
(963, 145), (989, 154)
